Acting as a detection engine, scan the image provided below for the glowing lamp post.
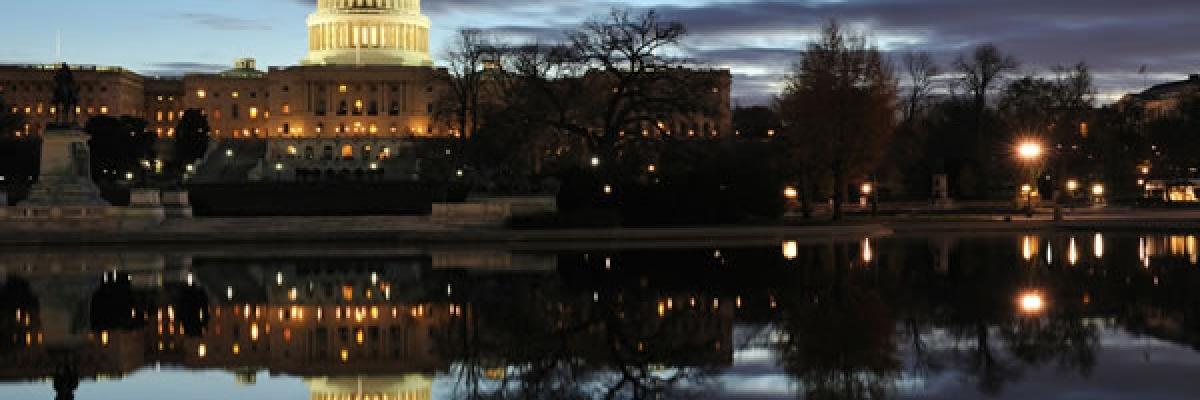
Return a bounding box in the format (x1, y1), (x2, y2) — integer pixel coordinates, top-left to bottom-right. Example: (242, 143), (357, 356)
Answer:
(1015, 141), (1044, 217)
(1091, 183), (1106, 205)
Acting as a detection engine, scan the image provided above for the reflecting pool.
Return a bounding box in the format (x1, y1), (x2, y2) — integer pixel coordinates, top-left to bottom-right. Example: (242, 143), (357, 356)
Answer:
(3, 233), (1200, 399)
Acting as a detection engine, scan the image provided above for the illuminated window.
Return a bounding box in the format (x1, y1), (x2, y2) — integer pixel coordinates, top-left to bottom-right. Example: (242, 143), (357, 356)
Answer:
(196, 89), (207, 99)
(338, 84), (348, 93)
(156, 111), (163, 122)
(281, 103), (290, 114)
(249, 107), (259, 119)
(231, 91), (240, 99)
(341, 285), (354, 301)
(341, 145), (354, 160)
(99, 106), (108, 114)
(369, 124), (378, 134)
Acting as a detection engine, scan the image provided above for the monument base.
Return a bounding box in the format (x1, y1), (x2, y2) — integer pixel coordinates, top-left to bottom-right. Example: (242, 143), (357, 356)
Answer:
(20, 128), (107, 207)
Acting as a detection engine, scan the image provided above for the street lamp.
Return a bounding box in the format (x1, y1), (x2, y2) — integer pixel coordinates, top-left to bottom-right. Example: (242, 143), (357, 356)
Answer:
(1016, 140), (1044, 217)
(1017, 141), (1043, 161)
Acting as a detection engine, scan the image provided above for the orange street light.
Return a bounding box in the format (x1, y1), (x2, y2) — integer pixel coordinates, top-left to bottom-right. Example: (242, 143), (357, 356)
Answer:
(1017, 141), (1043, 161)
(1017, 290), (1046, 315)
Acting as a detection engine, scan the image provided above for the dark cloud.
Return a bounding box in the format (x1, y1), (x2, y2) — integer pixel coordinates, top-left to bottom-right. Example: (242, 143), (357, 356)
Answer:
(140, 62), (229, 77)
(178, 13), (272, 31)
(283, 0), (1200, 103)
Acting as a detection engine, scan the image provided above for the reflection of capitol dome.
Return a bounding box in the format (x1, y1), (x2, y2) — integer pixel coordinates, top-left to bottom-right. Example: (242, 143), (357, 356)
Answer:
(306, 375), (433, 400)
(302, 0), (433, 67)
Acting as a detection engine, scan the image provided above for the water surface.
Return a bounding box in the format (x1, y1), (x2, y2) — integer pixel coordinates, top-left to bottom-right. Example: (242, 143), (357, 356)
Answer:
(2, 233), (1200, 399)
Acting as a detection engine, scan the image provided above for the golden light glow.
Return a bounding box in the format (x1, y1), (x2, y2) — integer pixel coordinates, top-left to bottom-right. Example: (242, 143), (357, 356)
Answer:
(342, 285), (354, 301)
(1068, 237), (1079, 266)
(1093, 233), (1104, 259)
(196, 89), (207, 99)
(1022, 235), (1037, 261)
(1018, 290), (1046, 315)
(232, 343), (241, 355)
(1020, 184), (1033, 194)
(250, 323), (260, 341)
(783, 186), (799, 200)
(1017, 141), (1043, 161)
(1091, 184), (1105, 196)
(861, 238), (874, 263)
(782, 240), (798, 260)
(860, 183), (873, 195)
(100, 331), (110, 346)
(339, 348), (349, 362)
(197, 343), (208, 358)
(1066, 179), (1080, 192)
(355, 328), (364, 344)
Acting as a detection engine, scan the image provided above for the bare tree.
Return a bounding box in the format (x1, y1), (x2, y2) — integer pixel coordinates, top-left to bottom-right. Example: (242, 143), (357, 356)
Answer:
(566, 9), (722, 161)
(440, 28), (496, 139)
(901, 52), (940, 123)
(777, 21), (897, 220)
(954, 44), (1019, 138)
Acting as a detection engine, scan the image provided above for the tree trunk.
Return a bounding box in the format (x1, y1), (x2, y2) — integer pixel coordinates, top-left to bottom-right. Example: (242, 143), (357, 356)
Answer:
(832, 161), (845, 221)
(799, 171), (813, 219)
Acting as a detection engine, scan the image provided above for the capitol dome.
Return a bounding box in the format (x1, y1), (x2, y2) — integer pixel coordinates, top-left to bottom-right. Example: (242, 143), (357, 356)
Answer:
(302, 0), (433, 67)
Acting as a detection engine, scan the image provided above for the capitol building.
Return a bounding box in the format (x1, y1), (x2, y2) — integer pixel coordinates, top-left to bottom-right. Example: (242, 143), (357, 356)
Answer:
(0, 0), (731, 182)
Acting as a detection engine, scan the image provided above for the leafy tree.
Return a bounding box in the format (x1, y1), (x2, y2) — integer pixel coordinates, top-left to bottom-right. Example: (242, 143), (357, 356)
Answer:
(172, 108), (211, 179)
(732, 106), (781, 138)
(84, 116), (156, 183)
(0, 96), (36, 187)
(777, 21), (897, 220)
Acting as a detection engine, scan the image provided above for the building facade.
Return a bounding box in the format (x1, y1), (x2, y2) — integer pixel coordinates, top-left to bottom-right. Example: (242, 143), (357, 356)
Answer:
(0, 0), (732, 182)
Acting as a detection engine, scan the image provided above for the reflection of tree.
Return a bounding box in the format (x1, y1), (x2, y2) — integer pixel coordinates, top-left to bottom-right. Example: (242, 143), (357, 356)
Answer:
(437, 260), (723, 399)
(919, 237), (1099, 395)
(0, 277), (39, 357)
(776, 243), (900, 400)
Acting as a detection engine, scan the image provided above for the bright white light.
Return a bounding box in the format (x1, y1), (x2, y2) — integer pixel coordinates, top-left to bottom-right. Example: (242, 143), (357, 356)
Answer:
(1018, 291), (1045, 315)
(1017, 142), (1043, 160)
(782, 240), (798, 260)
(590, 157), (601, 167)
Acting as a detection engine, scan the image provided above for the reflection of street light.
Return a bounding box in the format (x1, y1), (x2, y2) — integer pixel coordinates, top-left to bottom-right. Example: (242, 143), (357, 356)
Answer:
(861, 238), (874, 263)
(782, 240), (798, 260)
(1018, 290), (1046, 315)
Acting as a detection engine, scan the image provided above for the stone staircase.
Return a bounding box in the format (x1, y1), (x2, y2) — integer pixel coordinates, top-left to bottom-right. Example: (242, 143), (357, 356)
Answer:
(191, 139), (267, 183)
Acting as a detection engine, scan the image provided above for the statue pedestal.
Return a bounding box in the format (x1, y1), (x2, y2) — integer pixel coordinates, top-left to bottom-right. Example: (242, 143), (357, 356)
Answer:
(21, 127), (107, 206)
